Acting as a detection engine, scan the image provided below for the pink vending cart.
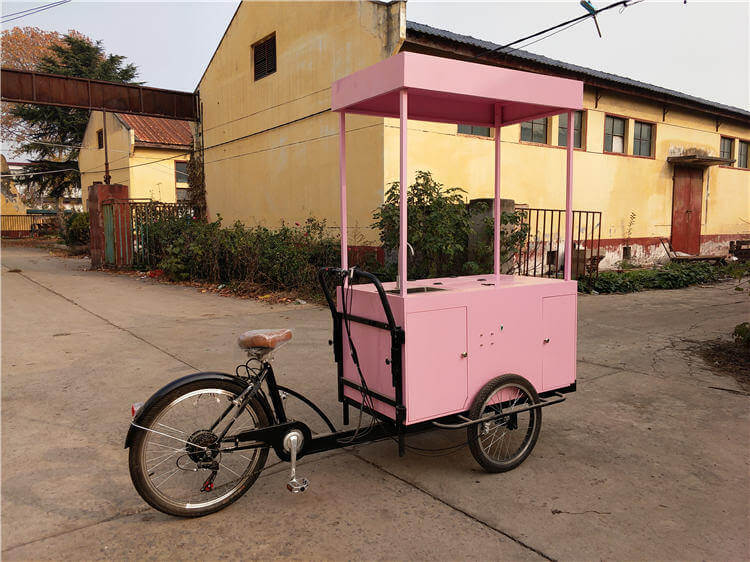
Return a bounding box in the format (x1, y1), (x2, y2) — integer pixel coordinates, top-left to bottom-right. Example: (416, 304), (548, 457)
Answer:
(126, 52), (582, 517)
(328, 52), (581, 459)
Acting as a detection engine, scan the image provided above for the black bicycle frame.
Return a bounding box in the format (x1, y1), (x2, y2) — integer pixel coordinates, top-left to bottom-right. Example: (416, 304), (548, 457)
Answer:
(217, 360), (401, 461)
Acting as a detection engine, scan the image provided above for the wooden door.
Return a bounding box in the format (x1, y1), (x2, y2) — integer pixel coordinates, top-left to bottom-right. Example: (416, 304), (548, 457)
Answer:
(671, 166), (703, 255)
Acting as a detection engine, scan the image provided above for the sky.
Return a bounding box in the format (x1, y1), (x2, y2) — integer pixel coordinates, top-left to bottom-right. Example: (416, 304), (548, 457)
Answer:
(1, 0), (748, 106)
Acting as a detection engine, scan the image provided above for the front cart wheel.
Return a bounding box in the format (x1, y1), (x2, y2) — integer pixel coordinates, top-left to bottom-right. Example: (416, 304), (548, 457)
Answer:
(129, 378), (269, 517)
(468, 374), (541, 473)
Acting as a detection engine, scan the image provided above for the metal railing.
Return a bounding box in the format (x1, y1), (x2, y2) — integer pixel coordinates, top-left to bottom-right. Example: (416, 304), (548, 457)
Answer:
(1, 214), (54, 237)
(518, 208), (602, 279)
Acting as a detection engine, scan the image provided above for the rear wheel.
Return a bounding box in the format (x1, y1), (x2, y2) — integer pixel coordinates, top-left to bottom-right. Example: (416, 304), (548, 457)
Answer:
(129, 378), (269, 517)
(467, 374), (541, 473)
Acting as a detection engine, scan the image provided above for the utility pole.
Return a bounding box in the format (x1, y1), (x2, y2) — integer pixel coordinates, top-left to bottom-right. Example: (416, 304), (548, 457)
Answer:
(102, 110), (111, 184)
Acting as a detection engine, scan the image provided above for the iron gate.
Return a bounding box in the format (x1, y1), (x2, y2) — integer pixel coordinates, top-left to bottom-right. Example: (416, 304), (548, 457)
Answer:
(101, 199), (193, 267)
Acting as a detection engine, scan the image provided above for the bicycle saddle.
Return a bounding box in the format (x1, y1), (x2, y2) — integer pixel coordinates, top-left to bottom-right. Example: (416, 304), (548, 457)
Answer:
(238, 329), (293, 350)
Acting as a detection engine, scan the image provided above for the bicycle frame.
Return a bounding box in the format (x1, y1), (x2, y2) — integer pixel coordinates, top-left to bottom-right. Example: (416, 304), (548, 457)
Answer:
(216, 359), (403, 461)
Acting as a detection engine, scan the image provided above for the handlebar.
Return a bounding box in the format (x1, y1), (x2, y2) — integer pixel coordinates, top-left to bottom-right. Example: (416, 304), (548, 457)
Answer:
(318, 267), (398, 333)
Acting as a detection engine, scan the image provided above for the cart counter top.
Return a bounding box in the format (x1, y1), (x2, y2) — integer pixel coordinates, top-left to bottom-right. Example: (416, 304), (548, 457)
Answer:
(352, 274), (577, 296)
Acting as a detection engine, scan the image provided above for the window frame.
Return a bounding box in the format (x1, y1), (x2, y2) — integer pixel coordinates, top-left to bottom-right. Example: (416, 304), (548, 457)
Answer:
(253, 33), (276, 82)
(520, 117), (549, 145)
(558, 111), (584, 149)
(457, 124), (492, 138)
(174, 160), (189, 188)
(720, 136), (735, 164)
(603, 114), (627, 155)
(96, 129), (104, 149)
(738, 139), (749, 169)
(632, 120), (655, 158)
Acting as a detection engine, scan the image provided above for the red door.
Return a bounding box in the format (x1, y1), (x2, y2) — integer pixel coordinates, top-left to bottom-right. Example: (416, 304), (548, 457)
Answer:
(671, 166), (703, 255)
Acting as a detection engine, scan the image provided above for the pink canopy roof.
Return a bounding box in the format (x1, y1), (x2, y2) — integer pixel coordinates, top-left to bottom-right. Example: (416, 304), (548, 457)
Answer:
(332, 52), (583, 127)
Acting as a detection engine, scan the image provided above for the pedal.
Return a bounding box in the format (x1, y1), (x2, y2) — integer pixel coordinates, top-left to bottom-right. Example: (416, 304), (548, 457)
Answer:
(283, 430), (309, 494)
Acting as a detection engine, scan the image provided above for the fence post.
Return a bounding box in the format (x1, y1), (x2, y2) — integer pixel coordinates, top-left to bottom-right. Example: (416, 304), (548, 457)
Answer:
(87, 183), (128, 267)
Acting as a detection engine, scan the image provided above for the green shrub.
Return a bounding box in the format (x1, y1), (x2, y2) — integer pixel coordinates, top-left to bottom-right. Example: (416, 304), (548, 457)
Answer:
(586, 262), (725, 294)
(141, 215), (342, 293)
(62, 212), (89, 246)
(734, 322), (750, 348)
(372, 171), (471, 279)
(372, 170), (529, 279)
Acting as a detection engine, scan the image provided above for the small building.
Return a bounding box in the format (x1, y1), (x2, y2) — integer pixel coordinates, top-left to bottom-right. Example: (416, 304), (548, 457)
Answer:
(1, 157), (29, 215)
(79, 111), (194, 209)
(196, 1), (749, 263)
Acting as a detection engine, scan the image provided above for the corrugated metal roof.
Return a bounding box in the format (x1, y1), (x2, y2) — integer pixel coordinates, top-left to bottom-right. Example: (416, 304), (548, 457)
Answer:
(406, 21), (750, 121)
(116, 113), (193, 147)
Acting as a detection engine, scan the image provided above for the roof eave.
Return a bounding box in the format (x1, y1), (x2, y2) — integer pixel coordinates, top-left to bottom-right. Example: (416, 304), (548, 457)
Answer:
(133, 141), (192, 151)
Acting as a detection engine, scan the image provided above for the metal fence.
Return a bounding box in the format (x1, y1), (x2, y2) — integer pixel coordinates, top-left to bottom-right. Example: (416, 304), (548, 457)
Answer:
(1, 214), (54, 238)
(518, 208), (602, 280)
(101, 199), (194, 267)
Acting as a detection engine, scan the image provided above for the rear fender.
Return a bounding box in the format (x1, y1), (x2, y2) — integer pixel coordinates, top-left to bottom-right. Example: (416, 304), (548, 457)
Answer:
(124, 371), (274, 449)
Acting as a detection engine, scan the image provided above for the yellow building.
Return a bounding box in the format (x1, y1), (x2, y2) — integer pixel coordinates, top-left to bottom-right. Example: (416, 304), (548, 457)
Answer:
(197, 1), (750, 265)
(1, 155), (28, 215)
(79, 112), (194, 209)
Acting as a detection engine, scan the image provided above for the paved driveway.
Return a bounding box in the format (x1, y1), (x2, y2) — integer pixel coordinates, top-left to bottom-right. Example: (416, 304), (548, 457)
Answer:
(2, 245), (748, 560)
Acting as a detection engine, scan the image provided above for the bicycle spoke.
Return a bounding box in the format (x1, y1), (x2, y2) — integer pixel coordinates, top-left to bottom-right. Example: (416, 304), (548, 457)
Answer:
(137, 386), (266, 512)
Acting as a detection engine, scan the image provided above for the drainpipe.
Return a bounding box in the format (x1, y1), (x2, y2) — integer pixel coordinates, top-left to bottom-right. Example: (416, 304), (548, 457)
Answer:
(102, 111), (111, 184)
(703, 167), (710, 228)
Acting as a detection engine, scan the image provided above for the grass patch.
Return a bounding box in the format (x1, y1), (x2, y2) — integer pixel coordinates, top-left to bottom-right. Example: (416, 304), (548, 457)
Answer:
(583, 261), (750, 294)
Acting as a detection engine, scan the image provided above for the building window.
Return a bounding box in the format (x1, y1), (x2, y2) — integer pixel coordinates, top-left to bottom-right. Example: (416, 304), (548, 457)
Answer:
(457, 124), (491, 137)
(175, 161), (189, 201)
(97, 129), (104, 149)
(720, 137), (734, 163)
(558, 111), (583, 148)
(253, 35), (276, 81)
(604, 115), (626, 153)
(739, 140), (749, 169)
(520, 118), (548, 144)
(632, 121), (653, 157)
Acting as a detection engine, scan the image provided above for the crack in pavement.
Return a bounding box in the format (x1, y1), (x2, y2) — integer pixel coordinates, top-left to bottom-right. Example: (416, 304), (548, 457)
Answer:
(351, 452), (555, 561)
(3, 265), (200, 371)
(1, 506), (153, 555)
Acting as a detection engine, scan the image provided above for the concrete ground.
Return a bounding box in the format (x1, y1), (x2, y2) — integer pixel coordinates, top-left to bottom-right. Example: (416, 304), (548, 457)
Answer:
(2, 244), (748, 561)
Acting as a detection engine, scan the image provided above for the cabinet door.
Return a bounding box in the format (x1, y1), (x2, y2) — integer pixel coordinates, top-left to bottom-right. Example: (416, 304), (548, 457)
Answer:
(406, 307), (468, 423)
(542, 295), (577, 391)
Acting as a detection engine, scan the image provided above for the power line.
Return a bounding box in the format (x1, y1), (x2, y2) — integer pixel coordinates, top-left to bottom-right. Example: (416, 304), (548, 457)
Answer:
(1, 0), (71, 23)
(473, 0), (638, 59)
(1, 0), (68, 20)
(1, 167), (78, 178)
(505, 17), (589, 56)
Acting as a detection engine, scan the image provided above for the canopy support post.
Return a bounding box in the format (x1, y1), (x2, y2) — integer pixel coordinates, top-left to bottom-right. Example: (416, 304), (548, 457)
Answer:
(493, 103), (502, 284)
(399, 89), (408, 297)
(563, 110), (574, 281)
(339, 111), (348, 271)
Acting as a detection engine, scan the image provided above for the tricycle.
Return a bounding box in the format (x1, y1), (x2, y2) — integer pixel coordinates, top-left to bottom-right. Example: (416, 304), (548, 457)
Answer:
(126, 52), (582, 517)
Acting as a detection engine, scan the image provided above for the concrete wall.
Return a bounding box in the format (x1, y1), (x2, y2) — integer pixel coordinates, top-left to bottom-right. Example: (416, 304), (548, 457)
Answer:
(127, 147), (187, 204)
(198, 0), (404, 240)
